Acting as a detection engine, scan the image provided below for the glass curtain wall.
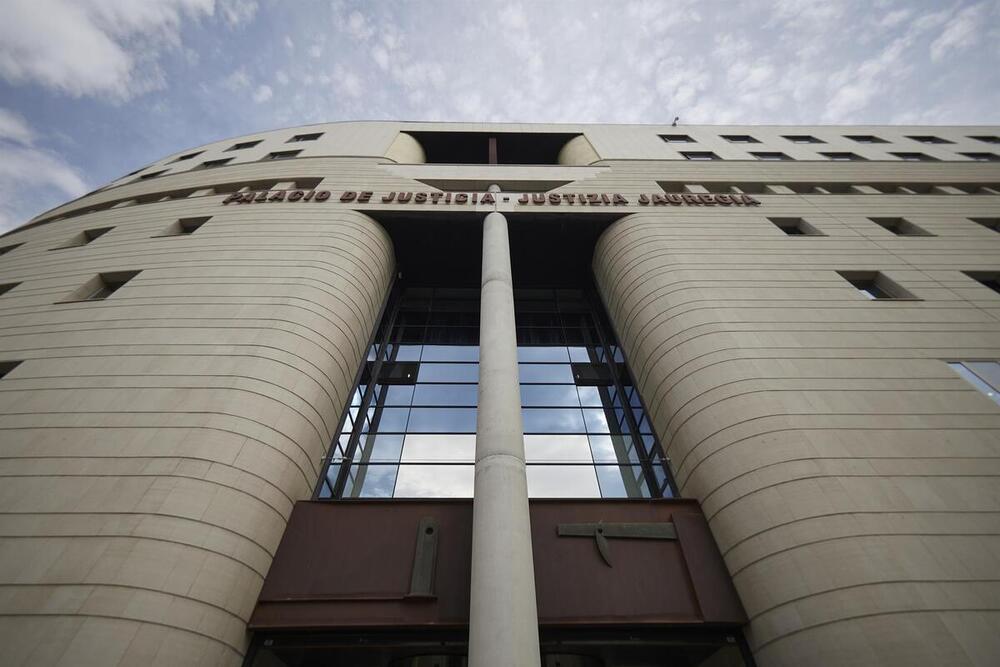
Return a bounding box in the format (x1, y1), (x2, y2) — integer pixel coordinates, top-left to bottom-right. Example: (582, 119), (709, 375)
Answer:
(317, 285), (674, 499)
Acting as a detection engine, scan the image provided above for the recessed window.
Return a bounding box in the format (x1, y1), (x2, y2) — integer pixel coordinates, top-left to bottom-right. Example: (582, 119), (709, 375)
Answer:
(0, 360), (22, 379)
(722, 135), (759, 143)
(822, 152), (866, 161)
(968, 136), (1000, 144)
(964, 271), (1000, 295)
(160, 216), (210, 237)
(868, 217), (934, 236)
(660, 134), (695, 143)
(51, 226), (113, 250)
(137, 169), (168, 180)
(845, 135), (888, 144)
(0, 242), (23, 256)
(907, 135), (953, 144)
(751, 152), (793, 161)
(0, 282), (20, 296)
(288, 132), (323, 142)
(970, 217), (1000, 232)
(948, 361), (1000, 405)
(768, 217), (823, 236)
(173, 151), (203, 162)
(961, 152), (1000, 162)
(891, 152), (939, 162)
(263, 150), (302, 160)
(65, 270), (141, 302)
(681, 151), (720, 160)
(783, 135), (824, 144)
(200, 158), (233, 168)
(837, 270), (915, 300)
(228, 140), (262, 151)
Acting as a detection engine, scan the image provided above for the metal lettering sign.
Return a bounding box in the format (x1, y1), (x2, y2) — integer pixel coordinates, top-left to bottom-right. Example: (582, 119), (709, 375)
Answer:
(222, 190), (761, 207)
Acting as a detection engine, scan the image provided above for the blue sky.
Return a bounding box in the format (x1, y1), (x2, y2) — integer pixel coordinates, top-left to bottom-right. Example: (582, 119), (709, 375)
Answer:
(1, 0), (998, 233)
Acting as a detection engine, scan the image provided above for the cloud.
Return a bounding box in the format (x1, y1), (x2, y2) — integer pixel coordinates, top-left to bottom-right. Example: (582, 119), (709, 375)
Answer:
(252, 84), (273, 103)
(930, 3), (986, 62)
(218, 0), (257, 26)
(0, 108), (34, 145)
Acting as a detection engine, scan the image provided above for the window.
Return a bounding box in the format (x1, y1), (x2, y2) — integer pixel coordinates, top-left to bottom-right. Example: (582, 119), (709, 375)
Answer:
(288, 132), (323, 142)
(907, 135), (953, 144)
(961, 152), (1000, 162)
(173, 151), (203, 162)
(51, 226), (113, 250)
(263, 150), (302, 160)
(200, 158), (233, 168)
(159, 216), (210, 237)
(227, 140), (262, 151)
(751, 152), (793, 161)
(891, 152), (939, 162)
(721, 135), (759, 143)
(317, 286), (673, 500)
(948, 361), (1000, 405)
(137, 169), (168, 180)
(970, 218), (1000, 232)
(65, 270), (141, 302)
(681, 151), (720, 160)
(783, 135), (824, 143)
(868, 217), (934, 236)
(768, 217), (823, 236)
(845, 135), (888, 144)
(0, 242), (23, 256)
(821, 152), (866, 161)
(0, 360), (22, 380)
(0, 282), (20, 296)
(964, 271), (1000, 295)
(837, 271), (915, 300)
(409, 131), (583, 165)
(969, 136), (1000, 144)
(660, 134), (695, 143)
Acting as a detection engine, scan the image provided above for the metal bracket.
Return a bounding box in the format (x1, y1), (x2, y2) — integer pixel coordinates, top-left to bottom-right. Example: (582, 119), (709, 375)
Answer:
(406, 517), (439, 599)
(557, 521), (677, 567)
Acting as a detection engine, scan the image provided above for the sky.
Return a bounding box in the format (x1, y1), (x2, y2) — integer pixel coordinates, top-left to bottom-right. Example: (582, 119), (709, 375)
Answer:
(0, 0), (998, 234)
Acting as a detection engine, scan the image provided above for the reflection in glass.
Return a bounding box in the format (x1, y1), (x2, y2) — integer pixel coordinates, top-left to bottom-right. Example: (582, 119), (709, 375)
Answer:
(524, 435), (593, 463)
(522, 408), (586, 433)
(520, 384), (580, 407)
(518, 363), (574, 383)
(357, 433), (404, 462)
(517, 346), (569, 362)
(421, 345), (479, 362)
(596, 465), (651, 498)
(344, 463), (397, 498)
(527, 465), (601, 498)
(577, 386), (603, 407)
(361, 407), (409, 432)
(413, 384), (478, 406)
(394, 464), (474, 497)
(582, 408), (612, 434)
(407, 407), (477, 433)
(402, 434), (476, 462)
(418, 363), (479, 383)
(588, 434), (639, 464)
(383, 385), (414, 406)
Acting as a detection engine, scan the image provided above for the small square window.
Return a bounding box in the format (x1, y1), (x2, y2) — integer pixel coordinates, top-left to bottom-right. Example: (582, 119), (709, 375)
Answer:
(751, 152), (793, 161)
(51, 226), (113, 250)
(228, 140), (262, 151)
(768, 217), (823, 236)
(137, 169), (168, 180)
(783, 135), (824, 144)
(173, 151), (203, 162)
(64, 270), (141, 302)
(0, 242), (23, 256)
(970, 217), (1000, 232)
(907, 135), (953, 144)
(722, 135), (759, 143)
(961, 152), (1000, 162)
(948, 361), (1000, 405)
(200, 158), (233, 168)
(837, 270), (915, 300)
(681, 151), (720, 160)
(288, 132), (323, 142)
(0, 360), (22, 379)
(0, 282), (20, 296)
(844, 135), (888, 144)
(263, 150), (302, 160)
(964, 271), (1000, 295)
(159, 216), (210, 237)
(822, 152), (866, 161)
(891, 152), (939, 162)
(660, 134), (695, 143)
(868, 217), (934, 236)
(968, 136), (1000, 144)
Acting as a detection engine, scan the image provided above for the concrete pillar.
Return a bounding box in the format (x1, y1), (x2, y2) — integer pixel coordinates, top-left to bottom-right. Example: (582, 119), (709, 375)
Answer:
(468, 189), (541, 666)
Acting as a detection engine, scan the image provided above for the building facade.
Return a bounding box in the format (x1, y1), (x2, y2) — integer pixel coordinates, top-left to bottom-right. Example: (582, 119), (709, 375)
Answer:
(1, 121), (999, 666)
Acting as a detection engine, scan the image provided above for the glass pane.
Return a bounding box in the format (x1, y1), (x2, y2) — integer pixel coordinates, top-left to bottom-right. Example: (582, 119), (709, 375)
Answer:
(344, 463), (398, 498)
(527, 465), (601, 498)
(412, 384), (478, 406)
(394, 464), (474, 497)
(522, 408), (586, 433)
(407, 407), (477, 433)
(567, 346), (591, 362)
(520, 384), (580, 407)
(418, 363), (479, 383)
(394, 344), (422, 361)
(524, 435), (593, 463)
(518, 363), (574, 384)
(362, 407), (409, 432)
(384, 385), (414, 406)
(517, 346), (569, 362)
(966, 361), (1000, 391)
(596, 465), (651, 498)
(576, 386), (604, 407)
(582, 408), (612, 434)
(357, 433), (404, 462)
(421, 344), (479, 362)
(951, 362), (1000, 405)
(402, 434), (476, 462)
(588, 434), (640, 464)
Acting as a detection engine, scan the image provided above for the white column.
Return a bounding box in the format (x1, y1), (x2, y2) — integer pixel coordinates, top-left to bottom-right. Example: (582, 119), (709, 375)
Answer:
(468, 192), (541, 666)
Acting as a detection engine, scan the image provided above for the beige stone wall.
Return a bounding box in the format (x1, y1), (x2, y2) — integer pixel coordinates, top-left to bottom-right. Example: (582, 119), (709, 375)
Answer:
(0, 196), (394, 665)
(594, 186), (1000, 665)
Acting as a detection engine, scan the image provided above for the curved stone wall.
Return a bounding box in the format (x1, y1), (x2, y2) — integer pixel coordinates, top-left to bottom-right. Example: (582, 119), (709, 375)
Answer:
(594, 212), (1000, 666)
(0, 193), (394, 664)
